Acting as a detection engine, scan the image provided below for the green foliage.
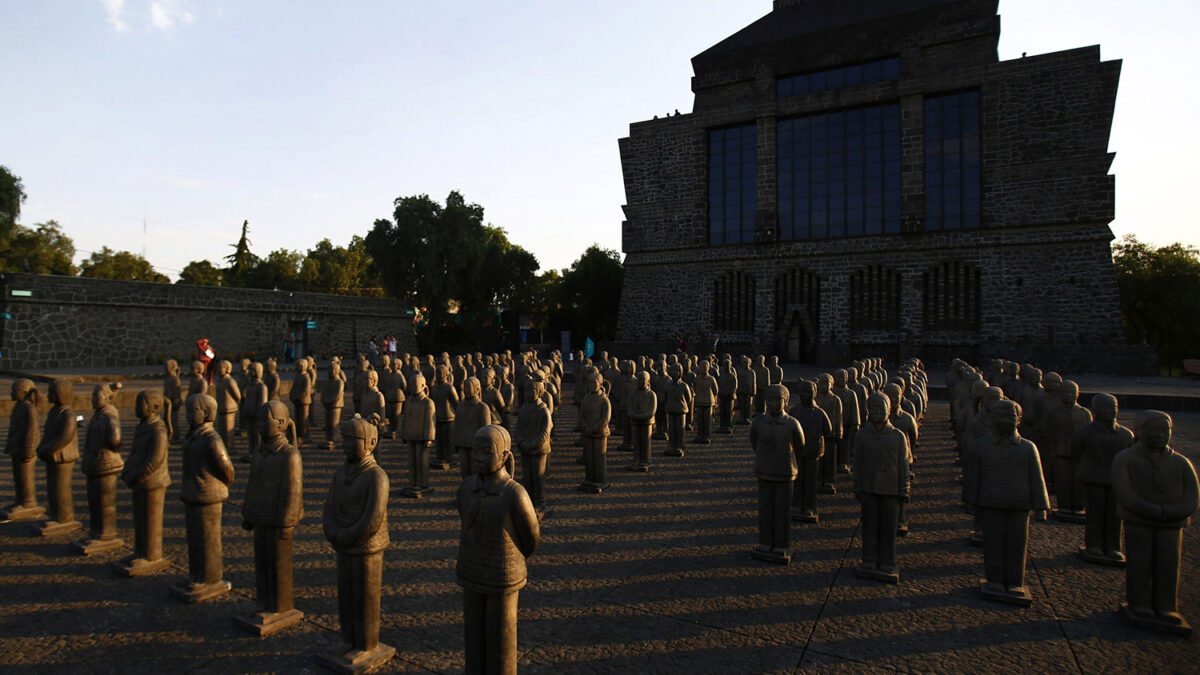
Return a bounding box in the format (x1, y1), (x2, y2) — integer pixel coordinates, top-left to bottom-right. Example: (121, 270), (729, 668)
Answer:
(1112, 234), (1200, 368)
(0, 165), (26, 244)
(300, 236), (383, 296)
(243, 248), (305, 291)
(549, 245), (624, 342)
(0, 220), (77, 275)
(223, 219), (258, 285)
(79, 246), (170, 283)
(177, 259), (223, 286)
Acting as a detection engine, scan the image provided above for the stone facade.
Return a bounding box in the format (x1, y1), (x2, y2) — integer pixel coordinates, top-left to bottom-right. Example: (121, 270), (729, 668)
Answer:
(616, 0), (1151, 373)
(0, 273), (417, 369)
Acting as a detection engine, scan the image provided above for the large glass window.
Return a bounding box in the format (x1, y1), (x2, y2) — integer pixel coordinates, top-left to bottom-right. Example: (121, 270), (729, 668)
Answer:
(777, 104), (901, 240)
(925, 91), (981, 231)
(777, 57), (899, 98)
(708, 124), (758, 245)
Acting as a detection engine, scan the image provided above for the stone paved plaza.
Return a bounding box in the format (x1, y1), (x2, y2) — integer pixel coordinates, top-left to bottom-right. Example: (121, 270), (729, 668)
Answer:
(1, 380), (1197, 673)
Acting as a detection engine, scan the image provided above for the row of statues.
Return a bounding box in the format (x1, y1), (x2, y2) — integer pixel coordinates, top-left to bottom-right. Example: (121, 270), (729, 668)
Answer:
(949, 358), (1198, 634)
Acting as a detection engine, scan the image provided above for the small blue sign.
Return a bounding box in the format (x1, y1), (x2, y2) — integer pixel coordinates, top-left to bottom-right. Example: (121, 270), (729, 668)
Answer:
(584, 338), (595, 359)
(306, 320), (317, 329)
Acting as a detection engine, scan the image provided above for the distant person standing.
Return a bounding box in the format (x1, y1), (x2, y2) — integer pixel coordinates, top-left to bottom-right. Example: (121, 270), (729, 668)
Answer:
(387, 335), (398, 363)
(367, 337), (379, 369)
(196, 338), (216, 385)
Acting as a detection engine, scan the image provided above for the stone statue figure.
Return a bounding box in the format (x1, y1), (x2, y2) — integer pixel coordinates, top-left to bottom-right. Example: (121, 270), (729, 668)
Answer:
(215, 360), (242, 451)
(264, 357), (281, 401)
(750, 384), (803, 565)
(188, 360), (209, 397)
(454, 377), (497, 478)
(961, 386), (1004, 545)
(114, 389), (172, 576)
(382, 356), (406, 439)
(612, 360), (634, 452)
(322, 357), (347, 449)
(815, 374), (843, 494)
(967, 399), (1050, 605)
(2, 379), (44, 522)
(457, 425), (540, 675)
(833, 369), (861, 475)
(400, 372), (436, 498)
(1112, 411), (1199, 635)
(73, 383), (125, 555)
(1045, 379), (1092, 522)
(735, 356), (756, 424)
(515, 379), (553, 517)
(663, 364), (693, 458)
(290, 358), (313, 442)
(579, 371), (611, 493)
(358, 369), (387, 438)
(627, 371), (657, 472)
(852, 392), (910, 583)
(751, 355), (770, 416)
(316, 415), (396, 672)
(241, 362), (269, 460)
(170, 393), (235, 603)
(1074, 393), (1136, 566)
(788, 380), (831, 524)
(164, 359), (184, 441)
(237, 400), (305, 636)
(691, 361), (718, 445)
(235, 358), (252, 436)
(431, 365), (461, 471)
(33, 379), (81, 536)
(716, 357), (738, 433)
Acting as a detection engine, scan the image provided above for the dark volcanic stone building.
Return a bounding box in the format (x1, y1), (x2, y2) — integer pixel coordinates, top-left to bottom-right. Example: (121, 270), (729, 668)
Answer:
(616, 0), (1147, 371)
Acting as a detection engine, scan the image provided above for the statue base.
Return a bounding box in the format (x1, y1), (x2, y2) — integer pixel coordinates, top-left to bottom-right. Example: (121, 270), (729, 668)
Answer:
(235, 608), (305, 637)
(1079, 547), (1126, 567)
(790, 509), (819, 524)
(169, 579), (232, 603)
(578, 482), (609, 494)
(71, 536), (124, 555)
(1120, 604), (1193, 636)
(398, 486), (432, 499)
(818, 484), (837, 495)
(662, 448), (684, 458)
(112, 556), (172, 577)
(0, 504), (45, 522)
(625, 463), (649, 473)
(751, 545), (792, 565)
(980, 581), (1032, 607)
(1053, 509), (1086, 524)
(315, 643), (397, 674)
(967, 531), (982, 547)
(855, 563), (899, 584)
(428, 459), (452, 471)
(31, 519), (81, 537)
(716, 427), (732, 434)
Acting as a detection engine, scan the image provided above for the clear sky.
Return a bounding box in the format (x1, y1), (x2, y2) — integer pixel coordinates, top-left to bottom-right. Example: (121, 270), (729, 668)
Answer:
(2, 1), (1195, 280)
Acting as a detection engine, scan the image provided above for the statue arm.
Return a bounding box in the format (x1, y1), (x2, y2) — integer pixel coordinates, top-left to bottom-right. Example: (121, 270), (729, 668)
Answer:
(898, 433), (911, 497)
(1162, 456), (1200, 522)
(343, 470), (389, 548)
(105, 414), (121, 451)
(1111, 451), (1161, 519)
(211, 436), (234, 486)
(511, 486), (540, 558)
(280, 450), (305, 527)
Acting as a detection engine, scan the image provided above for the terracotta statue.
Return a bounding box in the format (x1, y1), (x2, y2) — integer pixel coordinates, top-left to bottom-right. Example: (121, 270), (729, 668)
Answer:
(353, 357), (370, 420)
(237, 400), (305, 636)
(883, 382), (918, 536)
(358, 369), (387, 438)
(691, 361), (718, 445)
(400, 372), (436, 498)
(767, 355), (784, 387)
(481, 368), (507, 428)
(170, 393), (235, 602)
(1046, 380), (1092, 522)
(382, 356), (406, 439)
(516, 379), (553, 516)
(2, 379), (43, 522)
(164, 359), (184, 441)
(961, 386), (1004, 545)
(73, 383), (125, 555)
(788, 380), (831, 523)
(611, 360), (634, 451)
(290, 358), (312, 442)
(114, 389), (172, 576)
(322, 357), (346, 449)
(651, 361), (670, 439)
(234, 357), (252, 436)
(852, 392), (910, 583)
(263, 357), (281, 401)
(33, 379), (81, 536)
(1112, 411), (1199, 635)
(1075, 393), (1135, 566)
(815, 374), (843, 494)
(663, 364), (692, 458)
(716, 357), (737, 433)
(833, 369), (861, 475)
(751, 355), (770, 416)
(457, 425), (540, 675)
(215, 360), (241, 451)
(240, 362), (269, 461)
(968, 399), (1050, 605)
(316, 415), (396, 672)
(627, 371), (657, 472)
(454, 377), (496, 478)
(188, 360), (208, 397)
(750, 384), (803, 564)
(431, 365), (461, 471)
(579, 371), (611, 492)
(735, 356), (756, 424)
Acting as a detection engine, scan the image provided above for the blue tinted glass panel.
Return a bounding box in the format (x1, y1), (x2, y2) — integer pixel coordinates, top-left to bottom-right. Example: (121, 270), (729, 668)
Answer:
(709, 123), (757, 245)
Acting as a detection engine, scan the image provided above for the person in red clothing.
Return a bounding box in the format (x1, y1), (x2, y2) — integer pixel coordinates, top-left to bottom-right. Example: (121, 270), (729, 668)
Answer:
(196, 338), (216, 385)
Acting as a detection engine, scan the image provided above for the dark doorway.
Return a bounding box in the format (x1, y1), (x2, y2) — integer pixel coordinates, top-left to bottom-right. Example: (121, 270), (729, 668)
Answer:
(786, 311), (809, 363)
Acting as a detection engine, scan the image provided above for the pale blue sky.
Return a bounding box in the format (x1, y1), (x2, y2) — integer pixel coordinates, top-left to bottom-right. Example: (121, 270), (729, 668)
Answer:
(2, 1), (1195, 280)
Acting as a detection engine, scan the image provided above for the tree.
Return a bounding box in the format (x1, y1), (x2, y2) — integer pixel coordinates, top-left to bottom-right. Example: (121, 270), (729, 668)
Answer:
(0, 220), (76, 275)
(554, 245), (624, 343)
(178, 260), (223, 286)
(1112, 234), (1200, 369)
(300, 236), (383, 296)
(244, 248), (305, 291)
(0, 165), (26, 245)
(224, 219), (258, 286)
(80, 246), (170, 283)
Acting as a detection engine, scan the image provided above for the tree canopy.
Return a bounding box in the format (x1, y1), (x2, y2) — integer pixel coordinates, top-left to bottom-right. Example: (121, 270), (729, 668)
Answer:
(1112, 234), (1200, 368)
(1, 220), (77, 275)
(177, 259), (223, 286)
(550, 245), (625, 343)
(80, 247), (170, 283)
(0, 165), (26, 246)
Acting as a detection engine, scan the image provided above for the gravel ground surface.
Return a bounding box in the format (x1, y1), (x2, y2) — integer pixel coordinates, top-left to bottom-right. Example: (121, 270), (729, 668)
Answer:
(0, 381), (1197, 673)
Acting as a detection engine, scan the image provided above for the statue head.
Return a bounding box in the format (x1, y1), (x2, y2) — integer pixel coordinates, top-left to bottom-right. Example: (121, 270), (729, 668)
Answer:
(669, 364), (682, 380)
(834, 369), (847, 387)
(1043, 371), (1062, 394)
(464, 376), (482, 401)
(191, 360), (205, 376)
(136, 389), (162, 421)
(796, 379), (815, 406)
(765, 384), (788, 415)
(240, 357), (251, 372)
(699, 361), (711, 377)
(637, 371), (651, 391)
(165, 359), (179, 375)
(186, 393), (217, 429)
(586, 372), (602, 395)
(847, 365), (859, 384)
(381, 354), (391, 370)
(48, 379), (72, 406)
(1137, 410), (1173, 451)
(992, 399), (1020, 436)
(408, 372), (428, 398)
(11, 378), (37, 404)
(266, 357), (277, 374)
(219, 359), (232, 377)
(92, 382), (120, 410)
(472, 424), (514, 477)
(866, 392), (890, 425)
(883, 383), (903, 414)
(755, 354), (765, 367)
(258, 400), (292, 441)
(1091, 393), (1118, 424)
(817, 373), (833, 394)
(366, 369), (379, 389)
(525, 378), (545, 402)
(1059, 380), (1080, 407)
(251, 361), (263, 380)
(340, 414), (379, 462)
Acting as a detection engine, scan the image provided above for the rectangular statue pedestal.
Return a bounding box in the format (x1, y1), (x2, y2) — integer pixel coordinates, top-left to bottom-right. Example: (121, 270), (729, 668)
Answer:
(790, 509), (819, 524)
(855, 563), (899, 584)
(1, 504), (45, 523)
(818, 484), (837, 495)
(31, 519), (81, 537)
(315, 643), (397, 674)
(235, 608), (304, 637)
(662, 449), (684, 458)
(980, 581), (1032, 607)
(967, 531), (983, 547)
(716, 427), (732, 434)
(112, 556), (172, 577)
(169, 579), (232, 603)
(398, 486), (432, 499)
(1053, 509), (1086, 524)
(428, 459), (451, 471)
(577, 482), (609, 494)
(71, 537), (124, 555)
(1120, 604), (1193, 636)
(625, 463), (649, 473)
(751, 546), (792, 565)
(1079, 547), (1126, 568)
